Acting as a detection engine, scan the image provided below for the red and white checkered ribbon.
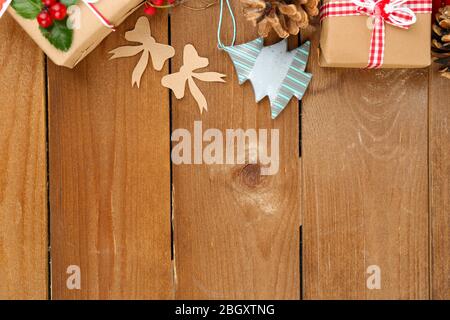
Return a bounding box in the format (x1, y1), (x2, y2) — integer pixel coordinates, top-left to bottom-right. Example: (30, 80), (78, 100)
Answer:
(320, 0), (432, 68)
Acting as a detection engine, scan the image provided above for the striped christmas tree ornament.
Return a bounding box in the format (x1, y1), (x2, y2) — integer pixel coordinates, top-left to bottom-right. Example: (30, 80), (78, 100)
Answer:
(223, 38), (312, 119)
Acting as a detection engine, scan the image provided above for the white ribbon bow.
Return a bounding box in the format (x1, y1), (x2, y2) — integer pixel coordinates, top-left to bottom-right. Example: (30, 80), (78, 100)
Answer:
(0, 0), (12, 19)
(351, 0), (417, 27)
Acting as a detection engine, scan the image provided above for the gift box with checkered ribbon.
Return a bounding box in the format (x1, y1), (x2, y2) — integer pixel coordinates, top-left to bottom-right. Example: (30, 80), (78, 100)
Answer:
(319, 0), (432, 68)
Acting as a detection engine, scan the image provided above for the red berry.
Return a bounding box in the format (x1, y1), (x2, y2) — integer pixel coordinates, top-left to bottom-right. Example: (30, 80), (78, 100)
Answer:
(49, 3), (67, 21)
(41, 0), (57, 7)
(144, 6), (157, 15)
(167, 0), (176, 4)
(37, 10), (53, 28)
(152, 0), (164, 5)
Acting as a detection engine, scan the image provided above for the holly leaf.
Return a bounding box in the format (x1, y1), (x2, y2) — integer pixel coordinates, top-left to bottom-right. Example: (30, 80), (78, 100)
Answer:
(40, 19), (73, 52)
(60, 0), (78, 6)
(11, 0), (43, 19)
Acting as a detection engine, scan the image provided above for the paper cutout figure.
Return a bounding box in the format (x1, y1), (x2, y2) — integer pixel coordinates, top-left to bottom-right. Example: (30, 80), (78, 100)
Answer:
(109, 16), (175, 88)
(162, 44), (226, 113)
(223, 38), (312, 119)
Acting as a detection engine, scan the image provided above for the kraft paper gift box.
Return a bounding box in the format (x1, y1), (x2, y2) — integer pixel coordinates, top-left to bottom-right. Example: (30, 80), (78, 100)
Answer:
(319, 0), (432, 68)
(8, 0), (145, 68)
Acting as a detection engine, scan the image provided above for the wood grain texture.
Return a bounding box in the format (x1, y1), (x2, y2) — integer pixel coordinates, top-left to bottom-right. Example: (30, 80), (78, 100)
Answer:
(429, 65), (450, 300)
(48, 11), (173, 299)
(0, 15), (48, 299)
(171, 1), (301, 299)
(302, 30), (429, 299)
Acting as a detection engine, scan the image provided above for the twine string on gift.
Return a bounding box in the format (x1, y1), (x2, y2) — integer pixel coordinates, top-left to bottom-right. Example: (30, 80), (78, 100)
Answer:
(145, 0), (218, 11)
(181, 0), (218, 10)
(320, 0), (432, 68)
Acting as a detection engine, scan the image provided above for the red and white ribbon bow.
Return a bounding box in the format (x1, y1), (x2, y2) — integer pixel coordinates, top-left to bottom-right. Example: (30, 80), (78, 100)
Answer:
(0, 0), (12, 19)
(81, 0), (114, 29)
(320, 0), (432, 68)
(0, 0), (114, 29)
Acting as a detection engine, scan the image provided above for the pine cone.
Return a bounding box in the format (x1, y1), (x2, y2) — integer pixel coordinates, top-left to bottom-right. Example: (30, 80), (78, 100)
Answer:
(240, 0), (319, 39)
(432, 5), (450, 79)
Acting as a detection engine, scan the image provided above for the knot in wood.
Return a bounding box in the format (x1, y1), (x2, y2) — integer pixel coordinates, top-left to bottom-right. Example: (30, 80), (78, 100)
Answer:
(239, 164), (263, 187)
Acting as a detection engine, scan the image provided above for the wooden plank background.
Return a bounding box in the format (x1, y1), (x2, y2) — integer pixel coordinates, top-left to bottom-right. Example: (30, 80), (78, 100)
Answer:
(47, 11), (173, 299)
(0, 15), (48, 299)
(302, 28), (429, 299)
(430, 63), (450, 300)
(171, 1), (301, 299)
(0, 0), (448, 299)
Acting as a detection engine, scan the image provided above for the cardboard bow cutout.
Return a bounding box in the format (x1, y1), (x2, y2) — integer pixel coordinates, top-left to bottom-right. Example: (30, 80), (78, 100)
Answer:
(162, 44), (226, 113)
(109, 16), (175, 88)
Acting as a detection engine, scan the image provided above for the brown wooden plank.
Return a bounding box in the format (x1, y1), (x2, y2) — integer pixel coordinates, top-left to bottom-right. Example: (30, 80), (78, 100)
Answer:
(0, 15), (48, 299)
(48, 11), (173, 299)
(429, 64), (450, 300)
(302, 30), (429, 299)
(170, 2), (301, 299)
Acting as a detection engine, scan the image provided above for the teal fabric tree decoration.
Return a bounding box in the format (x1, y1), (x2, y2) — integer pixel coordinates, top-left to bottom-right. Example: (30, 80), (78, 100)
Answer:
(223, 38), (312, 119)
